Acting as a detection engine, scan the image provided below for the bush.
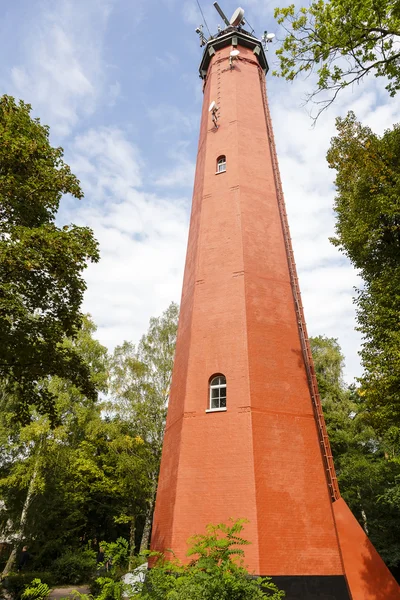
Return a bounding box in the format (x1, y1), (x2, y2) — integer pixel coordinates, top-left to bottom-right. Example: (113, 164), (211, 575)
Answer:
(98, 538), (129, 575)
(4, 573), (55, 600)
(138, 520), (285, 600)
(51, 549), (96, 585)
(21, 579), (50, 600)
(92, 577), (126, 600)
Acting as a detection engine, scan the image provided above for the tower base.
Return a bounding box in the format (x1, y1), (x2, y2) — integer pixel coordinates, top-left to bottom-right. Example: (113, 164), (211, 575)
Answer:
(269, 576), (350, 599)
(333, 498), (400, 600)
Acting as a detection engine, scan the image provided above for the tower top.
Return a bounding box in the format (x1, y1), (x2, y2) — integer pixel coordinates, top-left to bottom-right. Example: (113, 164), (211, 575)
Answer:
(197, 3), (269, 78)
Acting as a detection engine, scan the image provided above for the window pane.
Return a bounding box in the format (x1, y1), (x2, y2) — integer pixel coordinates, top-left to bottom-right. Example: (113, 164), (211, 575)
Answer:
(211, 397), (219, 409)
(220, 397), (226, 408)
(212, 388), (220, 399)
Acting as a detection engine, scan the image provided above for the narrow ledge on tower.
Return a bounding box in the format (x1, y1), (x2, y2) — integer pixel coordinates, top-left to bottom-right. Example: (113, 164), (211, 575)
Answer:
(205, 407), (227, 414)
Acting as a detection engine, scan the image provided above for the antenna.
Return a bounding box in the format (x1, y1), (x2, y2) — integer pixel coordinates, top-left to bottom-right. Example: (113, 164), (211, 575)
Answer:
(229, 7), (245, 27)
(229, 48), (240, 68)
(213, 2), (230, 27)
(208, 100), (219, 128)
(262, 31), (275, 49)
(195, 24), (208, 47)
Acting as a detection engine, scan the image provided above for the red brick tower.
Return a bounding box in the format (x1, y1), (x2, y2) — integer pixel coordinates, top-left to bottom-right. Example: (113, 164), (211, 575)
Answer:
(151, 7), (400, 599)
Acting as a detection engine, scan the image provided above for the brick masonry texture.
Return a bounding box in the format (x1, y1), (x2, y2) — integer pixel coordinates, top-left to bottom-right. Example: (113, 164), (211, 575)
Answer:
(151, 41), (343, 576)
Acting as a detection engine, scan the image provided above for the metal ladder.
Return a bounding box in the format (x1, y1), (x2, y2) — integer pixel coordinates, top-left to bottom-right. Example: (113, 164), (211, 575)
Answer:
(258, 70), (340, 502)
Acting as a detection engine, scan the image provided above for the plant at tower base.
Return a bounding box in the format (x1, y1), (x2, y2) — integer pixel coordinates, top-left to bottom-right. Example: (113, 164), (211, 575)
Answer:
(273, 0), (400, 116)
(310, 335), (400, 569)
(138, 520), (285, 599)
(0, 95), (99, 423)
(326, 112), (400, 433)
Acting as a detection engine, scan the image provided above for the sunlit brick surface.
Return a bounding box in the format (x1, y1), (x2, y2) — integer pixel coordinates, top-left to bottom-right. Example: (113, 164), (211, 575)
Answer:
(151, 41), (344, 577)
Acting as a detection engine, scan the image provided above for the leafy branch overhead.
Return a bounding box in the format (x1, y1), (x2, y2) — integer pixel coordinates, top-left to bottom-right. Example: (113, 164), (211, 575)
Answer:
(0, 95), (99, 422)
(274, 0), (400, 115)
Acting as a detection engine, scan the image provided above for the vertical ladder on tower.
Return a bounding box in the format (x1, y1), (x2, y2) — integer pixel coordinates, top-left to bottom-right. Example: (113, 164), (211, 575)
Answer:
(258, 70), (340, 502)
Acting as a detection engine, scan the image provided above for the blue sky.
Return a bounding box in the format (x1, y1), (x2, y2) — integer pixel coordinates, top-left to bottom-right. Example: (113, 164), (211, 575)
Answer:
(2, 0), (399, 382)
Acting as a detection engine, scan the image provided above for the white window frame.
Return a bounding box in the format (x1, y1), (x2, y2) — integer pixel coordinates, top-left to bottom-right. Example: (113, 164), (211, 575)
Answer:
(206, 375), (227, 413)
(216, 156), (226, 174)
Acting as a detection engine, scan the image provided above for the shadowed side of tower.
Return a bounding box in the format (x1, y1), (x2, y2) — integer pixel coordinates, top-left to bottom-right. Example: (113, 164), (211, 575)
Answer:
(150, 16), (400, 600)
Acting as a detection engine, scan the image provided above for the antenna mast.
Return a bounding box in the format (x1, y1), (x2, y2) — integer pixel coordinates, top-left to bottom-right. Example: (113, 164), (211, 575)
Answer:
(213, 2), (230, 26)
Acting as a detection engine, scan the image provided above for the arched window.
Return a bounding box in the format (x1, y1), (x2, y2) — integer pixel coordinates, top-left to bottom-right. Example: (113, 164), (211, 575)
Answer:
(209, 375), (227, 410)
(216, 155), (226, 173)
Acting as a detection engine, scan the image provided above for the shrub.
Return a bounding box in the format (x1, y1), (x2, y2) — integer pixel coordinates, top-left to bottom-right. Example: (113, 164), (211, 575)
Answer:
(93, 577), (126, 600)
(21, 579), (50, 600)
(138, 520), (285, 599)
(51, 549), (96, 585)
(4, 573), (55, 600)
(98, 538), (129, 574)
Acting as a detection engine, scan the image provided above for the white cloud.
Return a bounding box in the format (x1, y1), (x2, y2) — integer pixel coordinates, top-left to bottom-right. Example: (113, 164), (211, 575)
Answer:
(9, 0), (114, 137)
(155, 158), (195, 188)
(66, 127), (189, 351)
(71, 127), (143, 193)
(154, 142), (195, 188)
(148, 104), (199, 137)
(155, 52), (180, 71)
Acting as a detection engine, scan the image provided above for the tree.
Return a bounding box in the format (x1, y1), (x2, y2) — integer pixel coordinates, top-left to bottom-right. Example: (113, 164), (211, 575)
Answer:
(0, 95), (99, 422)
(310, 335), (400, 568)
(139, 520), (285, 600)
(0, 316), (108, 576)
(326, 112), (400, 430)
(109, 302), (179, 554)
(274, 0), (400, 116)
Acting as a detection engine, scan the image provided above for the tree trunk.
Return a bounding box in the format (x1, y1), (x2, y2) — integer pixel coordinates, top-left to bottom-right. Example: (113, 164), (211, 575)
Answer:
(139, 486), (157, 554)
(128, 517), (136, 571)
(357, 488), (369, 535)
(1, 450), (40, 579)
(361, 507), (369, 535)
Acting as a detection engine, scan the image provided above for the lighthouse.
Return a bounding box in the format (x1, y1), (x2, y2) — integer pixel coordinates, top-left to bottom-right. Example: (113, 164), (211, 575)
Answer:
(150, 5), (400, 599)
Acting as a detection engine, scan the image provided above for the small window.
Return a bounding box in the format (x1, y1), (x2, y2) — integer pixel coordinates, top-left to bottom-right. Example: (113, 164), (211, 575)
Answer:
(209, 375), (227, 410)
(216, 155), (226, 173)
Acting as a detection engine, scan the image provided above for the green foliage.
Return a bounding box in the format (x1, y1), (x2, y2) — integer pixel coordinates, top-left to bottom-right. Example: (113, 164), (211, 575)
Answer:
(50, 549), (96, 585)
(311, 335), (400, 567)
(98, 539), (129, 573)
(92, 577), (126, 600)
(309, 336), (345, 399)
(138, 520), (285, 600)
(274, 0), (400, 115)
(4, 573), (55, 600)
(21, 579), (50, 600)
(327, 112), (400, 430)
(0, 317), (110, 571)
(108, 302), (179, 551)
(0, 95), (99, 422)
